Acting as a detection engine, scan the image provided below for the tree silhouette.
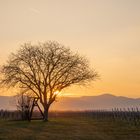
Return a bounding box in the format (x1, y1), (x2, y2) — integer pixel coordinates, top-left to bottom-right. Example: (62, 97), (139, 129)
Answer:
(16, 92), (32, 120)
(0, 41), (98, 121)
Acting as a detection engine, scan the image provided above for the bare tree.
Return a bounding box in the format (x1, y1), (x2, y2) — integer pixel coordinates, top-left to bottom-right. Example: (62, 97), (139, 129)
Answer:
(0, 41), (98, 121)
(16, 91), (33, 120)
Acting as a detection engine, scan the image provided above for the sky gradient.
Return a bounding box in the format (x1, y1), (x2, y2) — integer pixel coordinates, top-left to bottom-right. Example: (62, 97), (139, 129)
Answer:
(0, 0), (140, 97)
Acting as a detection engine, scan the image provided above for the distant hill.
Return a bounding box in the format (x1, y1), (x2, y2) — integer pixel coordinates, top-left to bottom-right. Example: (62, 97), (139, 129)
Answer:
(0, 94), (140, 110)
(51, 94), (140, 110)
(0, 96), (16, 110)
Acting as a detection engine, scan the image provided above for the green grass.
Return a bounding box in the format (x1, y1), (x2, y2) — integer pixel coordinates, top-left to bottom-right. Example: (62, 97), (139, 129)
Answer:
(0, 117), (140, 140)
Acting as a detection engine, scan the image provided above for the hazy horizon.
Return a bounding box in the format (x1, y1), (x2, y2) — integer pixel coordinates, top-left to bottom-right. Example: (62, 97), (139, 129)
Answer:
(0, 0), (140, 98)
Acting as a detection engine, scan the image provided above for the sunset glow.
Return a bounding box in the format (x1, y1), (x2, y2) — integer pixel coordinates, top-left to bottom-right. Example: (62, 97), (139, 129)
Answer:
(0, 0), (140, 98)
(54, 90), (61, 96)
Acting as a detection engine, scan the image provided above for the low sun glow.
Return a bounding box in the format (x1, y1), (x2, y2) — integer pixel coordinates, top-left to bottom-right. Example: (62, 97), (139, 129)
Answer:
(54, 90), (60, 95)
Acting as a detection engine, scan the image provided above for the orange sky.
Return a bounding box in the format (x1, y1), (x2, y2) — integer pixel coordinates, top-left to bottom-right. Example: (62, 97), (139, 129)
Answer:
(0, 0), (140, 98)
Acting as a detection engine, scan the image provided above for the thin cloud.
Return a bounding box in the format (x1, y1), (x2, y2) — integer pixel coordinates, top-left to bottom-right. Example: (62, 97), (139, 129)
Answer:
(29, 8), (41, 14)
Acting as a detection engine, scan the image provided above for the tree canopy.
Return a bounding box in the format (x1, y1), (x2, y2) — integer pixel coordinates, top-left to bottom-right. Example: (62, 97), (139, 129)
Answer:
(0, 41), (98, 121)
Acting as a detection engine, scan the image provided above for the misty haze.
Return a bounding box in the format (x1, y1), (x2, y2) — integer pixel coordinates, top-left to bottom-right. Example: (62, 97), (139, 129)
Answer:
(0, 0), (140, 140)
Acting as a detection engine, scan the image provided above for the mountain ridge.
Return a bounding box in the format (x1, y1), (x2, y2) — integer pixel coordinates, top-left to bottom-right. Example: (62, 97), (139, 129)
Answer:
(0, 93), (140, 110)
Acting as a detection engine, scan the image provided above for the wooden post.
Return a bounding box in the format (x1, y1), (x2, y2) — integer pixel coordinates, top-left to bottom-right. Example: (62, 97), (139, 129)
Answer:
(29, 97), (44, 121)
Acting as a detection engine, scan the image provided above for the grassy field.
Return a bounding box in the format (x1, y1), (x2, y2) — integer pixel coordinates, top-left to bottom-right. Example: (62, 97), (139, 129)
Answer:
(0, 117), (140, 140)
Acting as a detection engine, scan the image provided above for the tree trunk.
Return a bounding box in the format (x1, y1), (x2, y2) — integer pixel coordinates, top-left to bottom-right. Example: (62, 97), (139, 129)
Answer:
(43, 106), (49, 121)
